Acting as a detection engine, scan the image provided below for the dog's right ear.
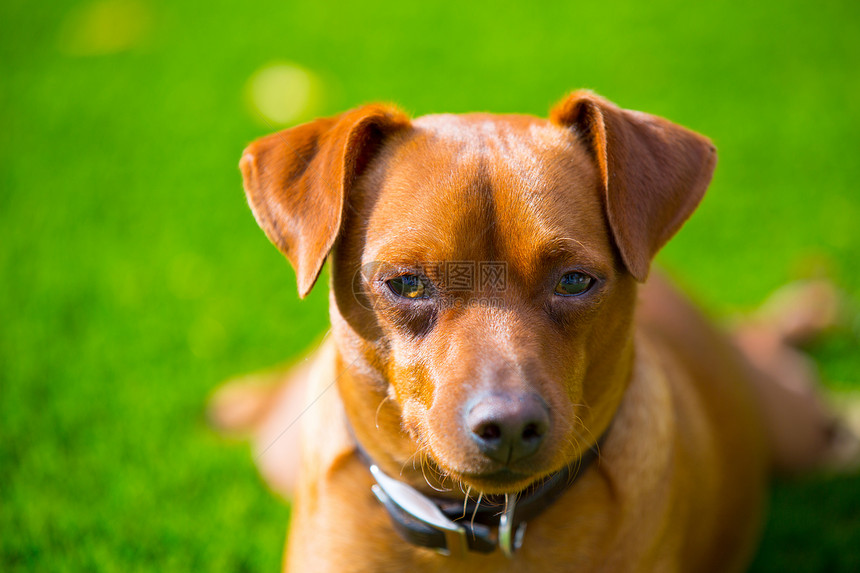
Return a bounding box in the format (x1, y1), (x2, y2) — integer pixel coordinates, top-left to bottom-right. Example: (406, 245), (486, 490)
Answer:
(240, 105), (410, 297)
(551, 91), (717, 282)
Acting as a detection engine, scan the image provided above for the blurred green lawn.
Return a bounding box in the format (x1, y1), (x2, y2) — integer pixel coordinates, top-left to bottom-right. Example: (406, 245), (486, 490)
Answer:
(2, 0), (859, 570)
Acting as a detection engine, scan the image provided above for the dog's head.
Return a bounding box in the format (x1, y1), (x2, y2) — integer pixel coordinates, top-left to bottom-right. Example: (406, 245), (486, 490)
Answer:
(240, 92), (716, 494)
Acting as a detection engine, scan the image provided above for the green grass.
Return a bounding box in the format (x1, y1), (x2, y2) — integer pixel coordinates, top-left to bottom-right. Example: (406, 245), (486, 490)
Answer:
(1, 0), (858, 570)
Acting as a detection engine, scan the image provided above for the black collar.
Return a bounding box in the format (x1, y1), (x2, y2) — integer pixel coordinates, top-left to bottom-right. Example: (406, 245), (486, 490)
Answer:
(355, 432), (607, 558)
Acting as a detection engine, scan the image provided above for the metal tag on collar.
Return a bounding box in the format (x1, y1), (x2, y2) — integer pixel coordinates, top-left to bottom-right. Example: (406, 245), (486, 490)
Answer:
(498, 494), (527, 558)
(369, 464), (469, 558)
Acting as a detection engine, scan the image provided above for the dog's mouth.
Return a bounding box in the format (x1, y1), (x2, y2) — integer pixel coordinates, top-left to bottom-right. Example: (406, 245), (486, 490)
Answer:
(418, 442), (559, 495)
(457, 468), (538, 494)
(423, 455), (551, 495)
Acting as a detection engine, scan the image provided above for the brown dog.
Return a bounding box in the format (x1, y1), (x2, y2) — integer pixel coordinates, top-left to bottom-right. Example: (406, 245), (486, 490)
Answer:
(212, 91), (843, 572)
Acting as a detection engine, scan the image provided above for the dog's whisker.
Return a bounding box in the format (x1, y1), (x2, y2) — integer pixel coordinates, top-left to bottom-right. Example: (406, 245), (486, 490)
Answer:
(574, 416), (599, 447)
(413, 448), (450, 493)
(570, 403), (606, 465)
(470, 492), (483, 531)
(374, 395), (391, 430)
(562, 438), (576, 473)
(571, 422), (599, 463)
(461, 486), (472, 520)
(400, 449), (423, 477)
(562, 434), (585, 485)
(401, 452), (415, 471)
(553, 235), (590, 253)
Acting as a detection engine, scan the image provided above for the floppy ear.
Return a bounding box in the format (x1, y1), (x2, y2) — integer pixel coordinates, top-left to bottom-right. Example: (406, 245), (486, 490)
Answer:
(240, 104), (410, 297)
(550, 91), (717, 281)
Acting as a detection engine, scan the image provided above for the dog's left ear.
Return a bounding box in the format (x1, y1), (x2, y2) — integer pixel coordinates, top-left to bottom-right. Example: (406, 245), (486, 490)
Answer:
(240, 104), (410, 297)
(551, 91), (717, 281)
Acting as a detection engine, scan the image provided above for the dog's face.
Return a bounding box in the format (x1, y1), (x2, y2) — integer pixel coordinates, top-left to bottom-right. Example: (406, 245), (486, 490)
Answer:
(331, 115), (637, 492)
(241, 92), (716, 494)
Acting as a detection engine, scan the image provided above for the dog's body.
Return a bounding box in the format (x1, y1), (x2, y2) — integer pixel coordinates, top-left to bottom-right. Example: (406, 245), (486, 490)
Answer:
(213, 92), (840, 572)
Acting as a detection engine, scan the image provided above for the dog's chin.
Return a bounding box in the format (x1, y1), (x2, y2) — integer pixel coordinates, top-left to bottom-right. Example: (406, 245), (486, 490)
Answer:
(425, 450), (558, 495)
(456, 468), (543, 495)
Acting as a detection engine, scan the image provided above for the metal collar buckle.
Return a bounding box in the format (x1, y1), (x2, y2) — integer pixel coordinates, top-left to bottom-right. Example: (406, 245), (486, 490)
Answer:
(498, 494), (527, 558)
(370, 465), (470, 558)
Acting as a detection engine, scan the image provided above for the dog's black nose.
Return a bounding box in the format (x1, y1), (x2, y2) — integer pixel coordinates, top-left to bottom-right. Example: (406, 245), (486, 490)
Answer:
(466, 393), (549, 464)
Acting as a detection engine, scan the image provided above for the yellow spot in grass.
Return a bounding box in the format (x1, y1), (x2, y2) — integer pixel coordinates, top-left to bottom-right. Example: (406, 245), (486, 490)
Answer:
(246, 62), (321, 126)
(58, 0), (151, 56)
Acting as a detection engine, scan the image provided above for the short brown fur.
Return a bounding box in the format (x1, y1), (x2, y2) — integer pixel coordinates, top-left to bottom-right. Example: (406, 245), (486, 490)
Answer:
(221, 91), (838, 572)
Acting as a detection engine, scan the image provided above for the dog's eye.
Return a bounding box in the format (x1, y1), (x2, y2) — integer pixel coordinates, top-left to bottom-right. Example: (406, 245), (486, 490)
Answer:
(387, 274), (428, 299)
(554, 272), (595, 296)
